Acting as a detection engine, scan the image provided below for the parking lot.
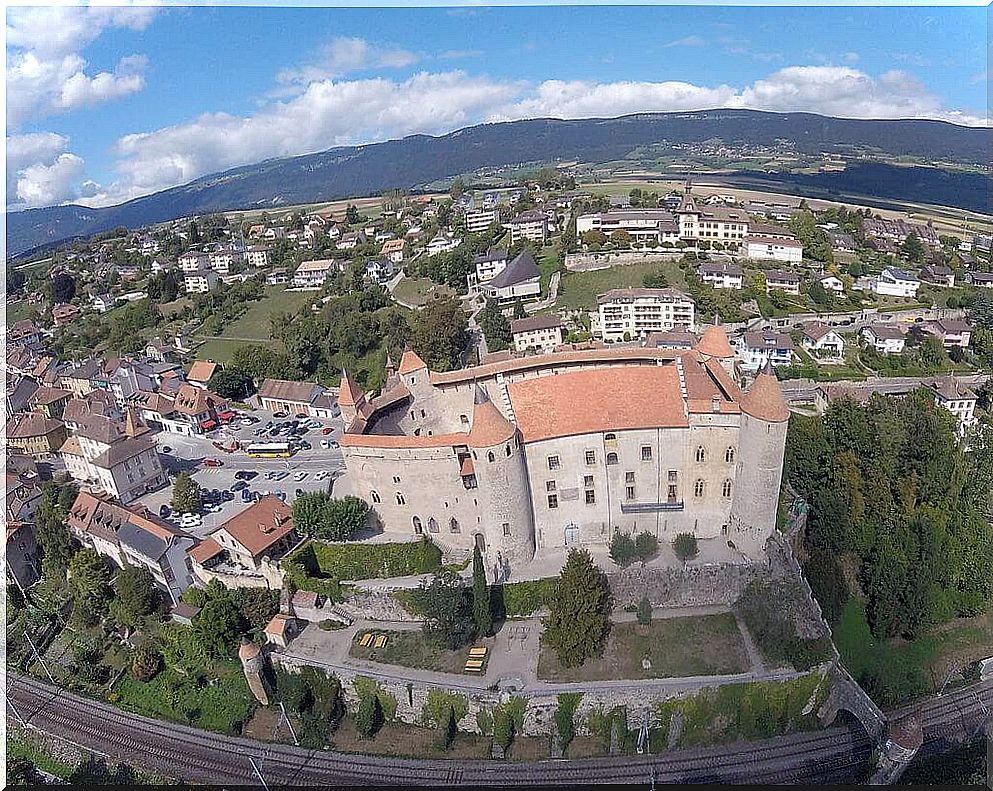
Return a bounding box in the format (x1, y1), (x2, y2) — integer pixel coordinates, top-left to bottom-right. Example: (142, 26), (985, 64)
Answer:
(137, 408), (347, 540)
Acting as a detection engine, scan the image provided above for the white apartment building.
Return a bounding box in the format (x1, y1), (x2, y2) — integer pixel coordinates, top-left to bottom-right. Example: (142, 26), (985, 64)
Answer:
(292, 258), (337, 288)
(184, 271), (218, 294)
(246, 246), (271, 268)
(595, 288), (695, 342)
(465, 207), (501, 234)
(736, 331), (795, 370)
(505, 210), (549, 245)
(929, 378), (978, 438)
(575, 210), (681, 245)
(764, 270), (802, 296)
(874, 267), (920, 298)
(209, 249), (243, 275)
(676, 192), (749, 247)
(510, 313), (566, 354)
(427, 233), (462, 256)
(698, 262), (743, 290)
(178, 251), (209, 273)
(744, 235), (804, 264)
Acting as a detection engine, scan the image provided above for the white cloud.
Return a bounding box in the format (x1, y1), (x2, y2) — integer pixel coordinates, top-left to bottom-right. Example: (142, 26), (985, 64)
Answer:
(60, 63), (988, 209)
(5, 6), (156, 127)
(6, 132), (88, 208)
(843, 52), (860, 64)
(664, 36), (707, 48)
(276, 37), (419, 90)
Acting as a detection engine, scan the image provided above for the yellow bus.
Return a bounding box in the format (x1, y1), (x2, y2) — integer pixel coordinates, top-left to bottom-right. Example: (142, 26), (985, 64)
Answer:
(245, 442), (294, 459)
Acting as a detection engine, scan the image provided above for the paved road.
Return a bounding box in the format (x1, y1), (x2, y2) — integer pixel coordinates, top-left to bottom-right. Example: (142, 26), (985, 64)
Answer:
(7, 674), (990, 786)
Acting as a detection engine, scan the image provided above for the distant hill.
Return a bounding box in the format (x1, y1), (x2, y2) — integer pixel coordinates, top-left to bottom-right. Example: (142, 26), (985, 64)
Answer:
(7, 109), (992, 256)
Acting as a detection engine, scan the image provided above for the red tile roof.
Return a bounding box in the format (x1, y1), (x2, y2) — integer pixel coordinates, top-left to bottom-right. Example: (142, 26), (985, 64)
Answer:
(398, 349), (427, 375)
(213, 495), (294, 558)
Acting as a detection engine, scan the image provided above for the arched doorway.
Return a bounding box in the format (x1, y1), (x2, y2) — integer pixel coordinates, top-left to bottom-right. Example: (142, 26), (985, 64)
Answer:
(564, 523), (579, 546)
(474, 533), (486, 553)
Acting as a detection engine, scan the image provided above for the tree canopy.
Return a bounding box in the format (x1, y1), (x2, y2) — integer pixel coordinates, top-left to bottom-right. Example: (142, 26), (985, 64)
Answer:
(542, 549), (610, 667)
(171, 472), (202, 514)
(292, 493), (369, 541)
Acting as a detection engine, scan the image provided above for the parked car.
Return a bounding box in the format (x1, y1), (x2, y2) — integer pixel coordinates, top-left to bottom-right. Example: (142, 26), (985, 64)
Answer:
(305, 420), (322, 430)
(222, 490), (234, 501)
(203, 458), (223, 468)
(295, 412), (308, 419)
(205, 504), (223, 514)
(159, 504), (172, 518)
(320, 439), (332, 449)
(180, 513), (202, 528)
(295, 488), (305, 498)
(273, 471), (289, 481)
(321, 427), (335, 435)
(297, 440), (312, 450)
(293, 471), (308, 482)
(242, 489), (253, 503)
(232, 481), (249, 491)
(273, 411), (288, 418)
(314, 470), (331, 481)
(235, 470), (258, 481)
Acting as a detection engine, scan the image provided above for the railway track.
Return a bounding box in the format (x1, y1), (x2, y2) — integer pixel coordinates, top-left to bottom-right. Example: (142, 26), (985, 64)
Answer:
(8, 674), (990, 786)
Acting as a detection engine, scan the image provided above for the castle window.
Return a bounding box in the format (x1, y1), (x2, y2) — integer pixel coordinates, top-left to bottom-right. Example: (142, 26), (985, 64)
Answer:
(371, 490), (381, 504)
(546, 480), (556, 492)
(625, 471), (635, 484)
(503, 523), (511, 536)
(396, 492), (406, 505)
(547, 455), (560, 470)
(695, 446), (706, 463)
(584, 475), (594, 488)
(487, 451), (495, 463)
(412, 516), (422, 533)
(460, 414), (469, 426)
(626, 486), (636, 501)
(505, 444), (511, 457)
(606, 452), (618, 465)
(668, 470), (678, 482)
(547, 494), (558, 509)
(411, 411), (416, 421)
(428, 518), (439, 533)
(725, 447), (735, 464)
(641, 446), (653, 461)
(694, 479), (705, 498)
(450, 518), (460, 534)
(722, 479), (733, 498)
(393, 476), (401, 484)
(585, 450), (596, 466)
(585, 490), (596, 505)
(420, 409), (426, 418)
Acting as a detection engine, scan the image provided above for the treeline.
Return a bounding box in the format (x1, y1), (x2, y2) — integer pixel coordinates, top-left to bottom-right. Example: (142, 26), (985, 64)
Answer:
(786, 392), (993, 639)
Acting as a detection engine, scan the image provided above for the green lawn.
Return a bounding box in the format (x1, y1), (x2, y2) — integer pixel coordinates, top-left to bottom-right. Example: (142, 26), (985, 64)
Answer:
(537, 613), (749, 682)
(348, 629), (473, 675)
(215, 286), (313, 341)
(555, 260), (689, 311)
(6, 300), (36, 326)
(536, 244), (562, 293)
(392, 276), (455, 307)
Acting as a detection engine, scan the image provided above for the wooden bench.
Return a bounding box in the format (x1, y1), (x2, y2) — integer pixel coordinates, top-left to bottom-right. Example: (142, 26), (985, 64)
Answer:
(358, 632), (374, 648)
(468, 647), (488, 658)
(463, 659), (485, 673)
(373, 634), (388, 650)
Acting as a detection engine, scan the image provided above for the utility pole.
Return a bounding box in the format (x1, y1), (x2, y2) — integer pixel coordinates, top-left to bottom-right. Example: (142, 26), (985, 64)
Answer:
(247, 755), (270, 791)
(276, 701), (299, 746)
(23, 629), (56, 684)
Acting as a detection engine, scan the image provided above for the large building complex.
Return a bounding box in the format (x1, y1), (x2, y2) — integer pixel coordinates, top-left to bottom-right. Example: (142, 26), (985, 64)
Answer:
(576, 210), (680, 245)
(593, 288), (696, 342)
(336, 332), (789, 577)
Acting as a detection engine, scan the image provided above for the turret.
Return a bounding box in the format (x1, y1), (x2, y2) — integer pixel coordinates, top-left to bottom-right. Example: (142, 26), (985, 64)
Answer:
(467, 386), (534, 568)
(696, 318), (736, 377)
(337, 369), (365, 425)
(728, 362), (790, 559)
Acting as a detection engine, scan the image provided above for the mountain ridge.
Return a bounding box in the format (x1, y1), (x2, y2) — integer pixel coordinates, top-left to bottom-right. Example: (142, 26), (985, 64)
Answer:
(7, 109), (992, 256)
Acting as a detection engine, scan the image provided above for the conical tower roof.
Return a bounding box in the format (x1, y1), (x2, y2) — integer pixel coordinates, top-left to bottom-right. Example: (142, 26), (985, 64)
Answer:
(740, 362), (790, 423)
(398, 348), (427, 375)
(337, 369), (364, 407)
(697, 321), (735, 359)
(468, 385), (517, 447)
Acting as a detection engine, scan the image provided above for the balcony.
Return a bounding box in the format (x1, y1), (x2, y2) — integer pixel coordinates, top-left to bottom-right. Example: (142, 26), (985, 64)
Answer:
(620, 500), (684, 513)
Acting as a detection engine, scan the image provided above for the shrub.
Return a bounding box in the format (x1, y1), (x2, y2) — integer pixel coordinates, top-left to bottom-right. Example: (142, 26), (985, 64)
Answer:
(353, 675), (397, 722)
(437, 706), (458, 751)
(636, 597), (652, 626)
(131, 645), (162, 682)
(422, 689), (469, 728)
(634, 532), (658, 563)
(672, 533), (699, 563)
(609, 532), (638, 567)
(493, 709), (513, 749)
(410, 571), (476, 650)
(493, 578), (556, 619)
(476, 708), (493, 737)
(355, 694), (383, 738)
(554, 693), (582, 750)
(292, 493), (369, 541)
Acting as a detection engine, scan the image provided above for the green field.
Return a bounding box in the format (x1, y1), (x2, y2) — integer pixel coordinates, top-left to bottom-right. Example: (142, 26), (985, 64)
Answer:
(216, 286), (313, 340)
(6, 300), (37, 326)
(392, 276), (456, 307)
(555, 260), (689, 311)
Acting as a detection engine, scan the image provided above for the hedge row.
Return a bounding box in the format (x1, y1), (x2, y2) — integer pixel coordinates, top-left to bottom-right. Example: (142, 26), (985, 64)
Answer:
(495, 578), (558, 619)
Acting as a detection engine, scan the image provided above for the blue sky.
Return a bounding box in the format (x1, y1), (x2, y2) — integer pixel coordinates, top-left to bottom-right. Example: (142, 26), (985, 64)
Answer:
(6, 3), (989, 210)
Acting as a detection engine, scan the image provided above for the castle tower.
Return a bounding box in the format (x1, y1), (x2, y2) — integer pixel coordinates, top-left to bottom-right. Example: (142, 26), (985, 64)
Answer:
(397, 348), (429, 394)
(728, 362), (790, 559)
(467, 386), (535, 567)
(696, 318), (737, 377)
(238, 637), (269, 705)
(337, 369), (365, 425)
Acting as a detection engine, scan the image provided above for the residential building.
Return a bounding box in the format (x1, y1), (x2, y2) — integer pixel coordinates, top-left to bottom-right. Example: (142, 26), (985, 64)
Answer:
(736, 331), (795, 370)
(178, 251), (209, 273)
(292, 258), (337, 288)
(257, 378), (326, 415)
(511, 313), (566, 354)
(426, 233), (462, 256)
(914, 319), (972, 349)
(764, 270), (802, 296)
(576, 210), (680, 245)
(504, 210), (549, 245)
(173, 383), (227, 432)
(468, 249), (510, 291)
(379, 238), (407, 264)
(860, 323), (907, 354)
(265, 268), (289, 286)
(7, 521), (41, 591)
(698, 261), (744, 290)
(827, 231), (856, 253)
(744, 235), (803, 264)
(187, 495), (298, 587)
(365, 259), (395, 284)
(246, 246), (271, 268)
(6, 473), (43, 525)
(184, 271), (219, 294)
(874, 267), (920, 298)
(819, 275), (846, 293)
(52, 303), (80, 327)
(921, 264), (955, 287)
(480, 249), (541, 303)
(29, 386), (72, 419)
(92, 293), (118, 313)
(964, 272), (993, 289)
(863, 217), (940, 248)
(465, 207), (501, 234)
(5, 412), (67, 458)
(644, 329), (698, 351)
(800, 323), (845, 359)
(676, 189), (749, 247)
(335, 334), (787, 565)
(595, 288), (696, 342)
(928, 377), (978, 438)
(67, 491), (195, 602)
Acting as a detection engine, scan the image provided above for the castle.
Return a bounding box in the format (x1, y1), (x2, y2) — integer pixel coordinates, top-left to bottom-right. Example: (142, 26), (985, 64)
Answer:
(337, 324), (789, 570)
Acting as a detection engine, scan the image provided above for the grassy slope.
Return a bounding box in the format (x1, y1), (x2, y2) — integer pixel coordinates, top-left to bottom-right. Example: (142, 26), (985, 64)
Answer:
(555, 260), (689, 311)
